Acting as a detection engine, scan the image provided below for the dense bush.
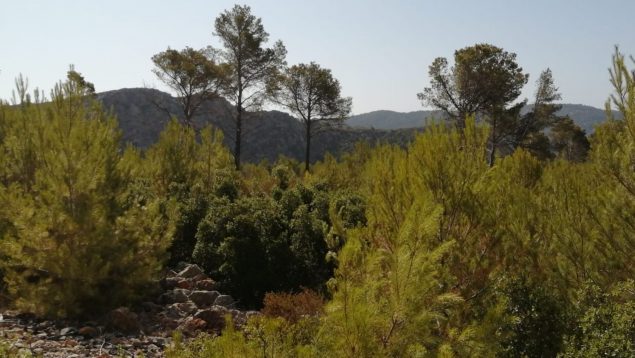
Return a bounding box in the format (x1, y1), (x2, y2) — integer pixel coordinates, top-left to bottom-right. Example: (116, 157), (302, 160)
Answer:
(192, 179), (334, 308)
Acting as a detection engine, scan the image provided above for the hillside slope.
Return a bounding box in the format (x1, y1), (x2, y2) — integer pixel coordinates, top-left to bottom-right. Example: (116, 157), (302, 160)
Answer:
(98, 88), (416, 164)
(347, 104), (613, 133)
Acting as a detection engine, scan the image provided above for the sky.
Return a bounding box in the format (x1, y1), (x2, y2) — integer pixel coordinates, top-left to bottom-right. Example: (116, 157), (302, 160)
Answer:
(1, 0), (634, 115)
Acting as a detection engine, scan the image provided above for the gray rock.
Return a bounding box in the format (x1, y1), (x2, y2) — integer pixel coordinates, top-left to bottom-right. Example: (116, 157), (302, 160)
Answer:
(194, 308), (226, 332)
(177, 264), (204, 279)
(165, 304), (187, 319)
(214, 294), (234, 308)
(189, 290), (220, 308)
(60, 327), (77, 336)
(173, 301), (198, 314)
(163, 276), (182, 289)
(160, 288), (190, 304)
(196, 278), (217, 291)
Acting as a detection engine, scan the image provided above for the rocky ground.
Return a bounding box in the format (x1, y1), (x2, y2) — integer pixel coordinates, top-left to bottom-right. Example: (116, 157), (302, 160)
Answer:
(0, 264), (257, 357)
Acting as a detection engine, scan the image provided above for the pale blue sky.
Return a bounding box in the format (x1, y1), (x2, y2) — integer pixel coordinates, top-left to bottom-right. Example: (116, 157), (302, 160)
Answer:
(1, 0), (633, 114)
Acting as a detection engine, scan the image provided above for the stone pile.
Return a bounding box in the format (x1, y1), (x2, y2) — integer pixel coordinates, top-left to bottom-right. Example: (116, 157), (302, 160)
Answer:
(0, 264), (258, 357)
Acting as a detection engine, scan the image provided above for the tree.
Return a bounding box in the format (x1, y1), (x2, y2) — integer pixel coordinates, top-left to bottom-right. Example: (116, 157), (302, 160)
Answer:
(151, 47), (229, 127)
(271, 62), (352, 172)
(549, 116), (590, 162)
(213, 4), (287, 170)
(418, 43), (528, 165)
(418, 44), (528, 127)
(511, 69), (563, 159)
(0, 70), (175, 318)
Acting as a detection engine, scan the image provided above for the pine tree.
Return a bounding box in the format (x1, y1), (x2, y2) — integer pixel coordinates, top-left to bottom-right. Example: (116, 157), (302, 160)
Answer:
(0, 70), (175, 318)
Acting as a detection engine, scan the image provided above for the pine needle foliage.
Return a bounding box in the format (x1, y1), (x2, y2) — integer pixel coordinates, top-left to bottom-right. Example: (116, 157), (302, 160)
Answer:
(0, 71), (175, 318)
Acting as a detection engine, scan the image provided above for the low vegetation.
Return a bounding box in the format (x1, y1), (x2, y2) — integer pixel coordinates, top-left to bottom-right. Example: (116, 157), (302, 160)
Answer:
(0, 4), (633, 357)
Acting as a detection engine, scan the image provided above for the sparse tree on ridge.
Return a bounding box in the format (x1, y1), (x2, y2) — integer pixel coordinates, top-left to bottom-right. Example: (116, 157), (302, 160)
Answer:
(213, 4), (287, 170)
(151, 47), (229, 127)
(418, 44), (529, 165)
(418, 43), (528, 128)
(270, 62), (352, 172)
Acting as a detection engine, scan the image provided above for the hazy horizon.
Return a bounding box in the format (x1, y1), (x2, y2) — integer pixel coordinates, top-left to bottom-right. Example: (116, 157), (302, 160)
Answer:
(2, 0), (634, 115)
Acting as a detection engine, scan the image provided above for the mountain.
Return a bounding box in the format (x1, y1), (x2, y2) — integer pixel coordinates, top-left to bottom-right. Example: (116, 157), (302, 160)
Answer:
(347, 104), (614, 133)
(98, 88), (417, 164)
(346, 110), (444, 130)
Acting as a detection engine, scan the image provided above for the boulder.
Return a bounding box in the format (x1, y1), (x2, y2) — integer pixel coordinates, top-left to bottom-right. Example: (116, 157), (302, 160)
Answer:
(108, 307), (140, 334)
(194, 308), (226, 332)
(196, 279), (217, 291)
(192, 273), (209, 282)
(163, 277), (183, 289)
(177, 264), (204, 279)
(164, 304), (188, 319)
(214, 295), (234, 308)
(189, 290), (220, 308)
(174, 301), (198, 314)
(179, 317), (207, 337)
(159, 288), (190, 304)
(176, 279), (194, 290)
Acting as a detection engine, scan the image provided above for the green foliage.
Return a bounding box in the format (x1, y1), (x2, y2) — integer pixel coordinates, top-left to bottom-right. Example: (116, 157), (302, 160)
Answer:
(497, 277), (568, 358)
(418, 43), (528, 128)
(149, 48), (635, 358)
(560, 281), (635, 357)
(151, 46), (229, 126)
(192, 178), (332, 308)
(0, 70), (175, 318)
(549, 116), (590, 161)
(142, 119), (233, 265)
(213, 4), (287, 169)
(271, 62), (352, 171)
(166, 315), (318, 358)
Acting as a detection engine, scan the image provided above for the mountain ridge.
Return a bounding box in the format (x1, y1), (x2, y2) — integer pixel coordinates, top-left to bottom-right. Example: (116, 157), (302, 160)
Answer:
(347, 104), (612, 133)
(97, 88), (417, 164)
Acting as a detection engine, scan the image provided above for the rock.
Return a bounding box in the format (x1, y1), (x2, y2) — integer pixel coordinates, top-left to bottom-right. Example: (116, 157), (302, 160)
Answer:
(196, 278), (217, 291)
(176, 279), (194, 290)
(177, 264), (204, 279)
(194, 308), (226, 332)
(31, 339), (46, 348)
(108, 307), (140, 334)
(192, 273), (209, 282)
(173, 302), (198, 315)
(164, 305), (187, 319)
(78, 326), (99, 338)
(147, 343), (160, 351)
(159, 288), (190, 304)
(232, 310), (248, 327)
(60, 327), (78, 336)
(214, 294), (234, 308)
(179, 317), (208, 337)
(189, 290), (220, 308)
(163, 277), (183, 289)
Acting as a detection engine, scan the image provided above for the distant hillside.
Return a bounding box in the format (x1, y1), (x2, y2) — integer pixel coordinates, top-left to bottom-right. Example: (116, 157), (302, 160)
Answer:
(347, 104), (614, 133)
(98, 88), (417, 164)
(346, 110), (445, 130)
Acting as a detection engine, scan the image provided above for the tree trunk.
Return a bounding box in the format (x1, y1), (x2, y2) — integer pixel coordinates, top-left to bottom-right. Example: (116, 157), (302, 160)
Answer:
(488, 141), (496, 167)
(234, 104), (242, 170)
(305, 119), (311, 172)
